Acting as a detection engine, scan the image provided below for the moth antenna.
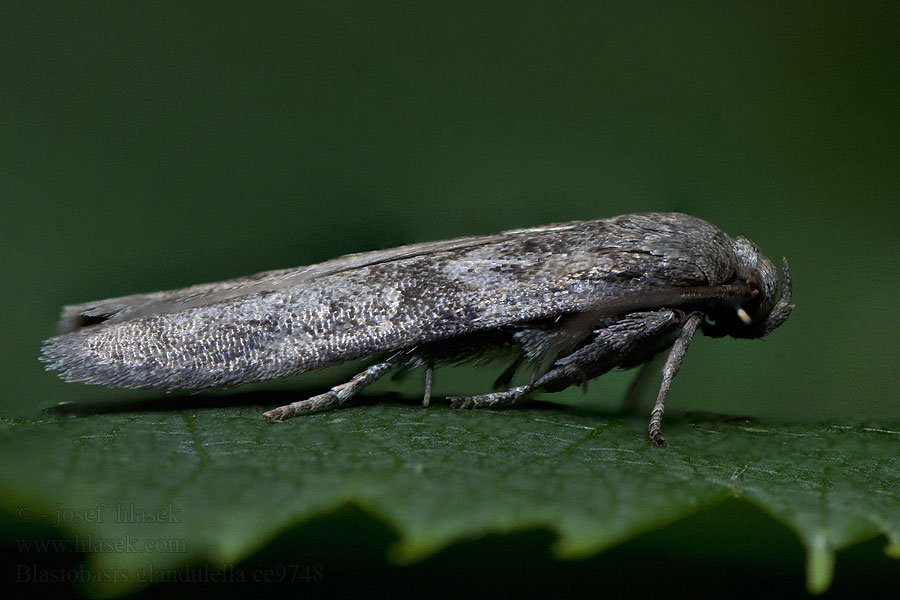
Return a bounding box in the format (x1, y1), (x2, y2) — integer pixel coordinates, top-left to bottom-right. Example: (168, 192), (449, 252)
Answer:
(760, 257), (793, 335)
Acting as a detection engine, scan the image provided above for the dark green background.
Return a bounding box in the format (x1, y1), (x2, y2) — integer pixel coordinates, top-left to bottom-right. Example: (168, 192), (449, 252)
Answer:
(2, 1), (898, 597)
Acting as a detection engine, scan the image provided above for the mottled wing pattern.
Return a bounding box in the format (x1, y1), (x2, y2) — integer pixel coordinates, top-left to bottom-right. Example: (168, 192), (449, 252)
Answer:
(42, 214), (738, 391)
(57, 234), (507, 331)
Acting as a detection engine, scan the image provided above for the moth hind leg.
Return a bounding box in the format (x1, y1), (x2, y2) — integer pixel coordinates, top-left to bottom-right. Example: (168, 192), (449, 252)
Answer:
(447, 385), (530, 410)
(263, 356), (401, 421)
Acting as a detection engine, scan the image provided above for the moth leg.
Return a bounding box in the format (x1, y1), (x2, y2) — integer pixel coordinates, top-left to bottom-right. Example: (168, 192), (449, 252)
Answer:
(448, 385), (530, 409)
(263, 357), (401, 421)
(422, 361), (434, 407)
(450, 310), (684, 414)
(526, 310), (681, 392)
(527, 310), (701, 446)
(648, 312), (702, 447)
(622, 352), (667, 414)
(492, 359), (521, 390)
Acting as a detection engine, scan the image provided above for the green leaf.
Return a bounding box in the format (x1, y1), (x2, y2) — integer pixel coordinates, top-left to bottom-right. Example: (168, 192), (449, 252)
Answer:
(2, 403), (898, 596)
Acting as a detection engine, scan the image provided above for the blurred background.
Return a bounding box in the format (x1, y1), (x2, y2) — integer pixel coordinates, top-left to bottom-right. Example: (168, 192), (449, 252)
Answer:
(1, 1), (898, 595)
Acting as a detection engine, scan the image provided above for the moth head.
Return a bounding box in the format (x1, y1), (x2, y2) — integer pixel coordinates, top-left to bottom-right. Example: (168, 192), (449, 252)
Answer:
(708, 236), (793, 339)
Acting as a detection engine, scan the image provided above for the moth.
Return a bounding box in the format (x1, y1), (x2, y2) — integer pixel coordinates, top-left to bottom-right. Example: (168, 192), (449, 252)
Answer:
(41, 212), (793, 446)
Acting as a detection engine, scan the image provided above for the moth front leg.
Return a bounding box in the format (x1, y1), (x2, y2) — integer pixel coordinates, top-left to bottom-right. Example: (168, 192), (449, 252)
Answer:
(531, 310), (684, 393)
(530, 310), (702, 447)
(647, 312), (702, 447)
(449, 310), (685, 423)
